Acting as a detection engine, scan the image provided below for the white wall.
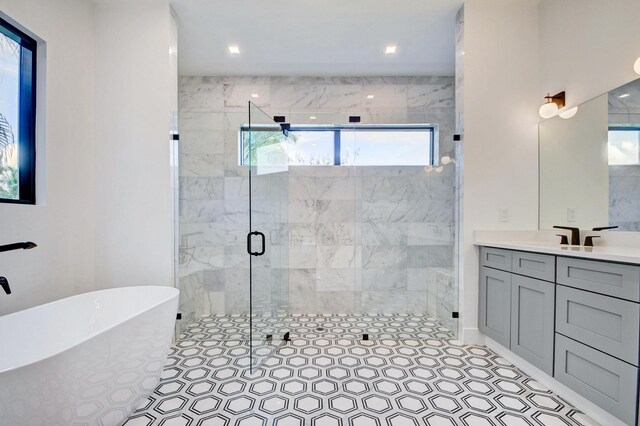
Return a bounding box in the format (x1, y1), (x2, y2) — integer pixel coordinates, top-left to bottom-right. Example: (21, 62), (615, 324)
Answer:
(460, 0), (541, 342)
(0, 0), (96, 315)
(0, 0), (177, 315)
(539, 94), (609, 230)
(462, 0), (640, 343)
(540, 0), (640, 109)
(93, 1), (176, 289)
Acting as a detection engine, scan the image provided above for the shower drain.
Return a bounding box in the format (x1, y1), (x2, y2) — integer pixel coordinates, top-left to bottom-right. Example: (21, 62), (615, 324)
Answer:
(315, 327), (326, 332)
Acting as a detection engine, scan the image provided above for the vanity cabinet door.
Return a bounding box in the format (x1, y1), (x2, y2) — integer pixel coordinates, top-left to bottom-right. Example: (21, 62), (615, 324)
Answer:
(479, 267), (511, 348)
(510, 275), (555, 375)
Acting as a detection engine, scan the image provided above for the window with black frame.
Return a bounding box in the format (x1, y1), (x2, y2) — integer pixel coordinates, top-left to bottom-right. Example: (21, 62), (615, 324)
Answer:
(0, 16), (37, 204)
(239, 125), (436, 167)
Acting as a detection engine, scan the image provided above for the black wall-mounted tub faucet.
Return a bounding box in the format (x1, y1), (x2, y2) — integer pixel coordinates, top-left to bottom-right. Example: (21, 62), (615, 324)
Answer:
(0, 242), (37, 295)
(0, 277), (10, 295)
(0, 241), (37, 253)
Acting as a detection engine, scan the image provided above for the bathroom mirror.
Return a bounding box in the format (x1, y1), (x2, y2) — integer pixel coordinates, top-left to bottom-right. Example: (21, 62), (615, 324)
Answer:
(539, 78), (640, 232)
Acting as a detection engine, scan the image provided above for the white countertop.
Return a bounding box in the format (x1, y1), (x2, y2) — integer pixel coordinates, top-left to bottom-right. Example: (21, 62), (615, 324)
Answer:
(474, 240), (640, 264)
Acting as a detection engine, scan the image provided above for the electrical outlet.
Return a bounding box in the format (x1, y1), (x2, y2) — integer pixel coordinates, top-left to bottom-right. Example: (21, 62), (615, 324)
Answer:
(567, 208), (577, 222)
(499, 208), (509, 222)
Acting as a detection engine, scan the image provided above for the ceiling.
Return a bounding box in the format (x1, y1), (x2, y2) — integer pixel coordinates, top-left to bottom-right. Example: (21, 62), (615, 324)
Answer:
(609, 78), (640, 112)
(170, 0), (462, 77)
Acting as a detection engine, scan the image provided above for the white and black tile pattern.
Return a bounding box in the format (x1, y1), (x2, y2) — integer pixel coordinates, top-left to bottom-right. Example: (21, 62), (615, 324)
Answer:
(178, 314), (456, 342)
(124, 316), (598, 426)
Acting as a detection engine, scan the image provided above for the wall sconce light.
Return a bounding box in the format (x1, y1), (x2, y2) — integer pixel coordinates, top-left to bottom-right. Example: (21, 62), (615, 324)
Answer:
(538, 91), (565, 118)
(559, 106), (578, 119)
(424, 156), (455, 174)
(634, 57), (640, 75)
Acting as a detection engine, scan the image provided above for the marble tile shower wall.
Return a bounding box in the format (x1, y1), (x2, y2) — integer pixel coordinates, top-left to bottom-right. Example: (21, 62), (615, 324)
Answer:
(177, 76), (456, 332)
(610, 165), (640, 231)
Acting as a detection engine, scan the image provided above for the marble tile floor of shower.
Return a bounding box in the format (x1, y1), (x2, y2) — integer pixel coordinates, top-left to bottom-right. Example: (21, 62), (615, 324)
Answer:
(124, 316), (598, 426)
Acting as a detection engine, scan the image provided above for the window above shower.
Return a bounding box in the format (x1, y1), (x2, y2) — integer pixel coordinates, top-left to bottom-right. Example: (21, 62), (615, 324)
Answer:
(239, 124), (437, 167)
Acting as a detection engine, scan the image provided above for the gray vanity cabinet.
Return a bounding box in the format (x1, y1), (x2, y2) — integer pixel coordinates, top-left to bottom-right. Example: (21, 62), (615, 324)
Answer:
(479, 267), (511, 347)
(479, 246), (640, 425)
(479, 247), (555, 373)
(511, 275), (555, 375)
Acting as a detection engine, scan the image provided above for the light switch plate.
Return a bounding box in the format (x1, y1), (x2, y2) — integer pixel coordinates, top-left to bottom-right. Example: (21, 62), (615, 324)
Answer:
(499, 208), (509, 222)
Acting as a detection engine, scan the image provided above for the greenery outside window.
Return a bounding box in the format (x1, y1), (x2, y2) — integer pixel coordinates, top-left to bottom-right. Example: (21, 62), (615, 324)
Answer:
(239, 124), (436, 167)
(0, 16), (37, 204)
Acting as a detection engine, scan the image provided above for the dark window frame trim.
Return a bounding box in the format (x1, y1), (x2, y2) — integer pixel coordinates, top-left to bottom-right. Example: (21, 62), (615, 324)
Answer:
(0, 15), (37, 205)
(239, 124), (437, 167)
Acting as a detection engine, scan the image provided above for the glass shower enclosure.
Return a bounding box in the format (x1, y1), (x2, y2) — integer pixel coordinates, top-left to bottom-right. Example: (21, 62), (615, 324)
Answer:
(176, 100), (459, 370)
(246, 102), (290, 370)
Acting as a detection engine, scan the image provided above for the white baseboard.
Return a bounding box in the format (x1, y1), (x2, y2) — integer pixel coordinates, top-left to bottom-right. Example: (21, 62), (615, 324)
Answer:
(484, 336), (627, 426)
(461, 327), (485, 345)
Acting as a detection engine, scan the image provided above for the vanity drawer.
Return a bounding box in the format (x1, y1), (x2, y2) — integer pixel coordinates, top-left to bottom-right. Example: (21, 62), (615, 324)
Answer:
(480, 247), (512, 272)
(557, 257), (640, 302)
(556, 285), (640, 366)
(512, 251), (555, 282)
(554, 334), (639, 426)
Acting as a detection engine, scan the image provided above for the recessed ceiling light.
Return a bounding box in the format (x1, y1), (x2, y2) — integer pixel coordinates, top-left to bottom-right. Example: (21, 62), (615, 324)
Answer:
(385, 45), (397, 55)
(251, 93), (259, 98)
(309, 116), (317, 120)
(367, 94), (375, 99)
(619, 93), (630, 98)
(228, 45), (240, 54)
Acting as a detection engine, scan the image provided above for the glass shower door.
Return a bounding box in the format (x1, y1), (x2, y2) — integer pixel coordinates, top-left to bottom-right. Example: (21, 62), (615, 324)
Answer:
(247, 102), (289, 371)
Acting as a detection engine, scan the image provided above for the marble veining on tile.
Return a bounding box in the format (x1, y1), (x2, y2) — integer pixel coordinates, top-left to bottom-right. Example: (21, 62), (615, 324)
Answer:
(177, 76), (457, 330)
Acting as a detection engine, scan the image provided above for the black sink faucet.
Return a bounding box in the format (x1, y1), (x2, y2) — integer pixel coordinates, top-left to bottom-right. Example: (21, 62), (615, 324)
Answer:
(553, 226), (580, 245)
(584, 226), (619, 246)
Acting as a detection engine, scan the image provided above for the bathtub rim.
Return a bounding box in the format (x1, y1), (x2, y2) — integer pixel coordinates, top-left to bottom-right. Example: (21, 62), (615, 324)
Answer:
(0, 285), (179, 374)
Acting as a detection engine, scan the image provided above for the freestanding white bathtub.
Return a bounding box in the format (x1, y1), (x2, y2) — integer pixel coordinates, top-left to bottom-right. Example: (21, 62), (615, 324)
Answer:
(0, 286), (179, 426)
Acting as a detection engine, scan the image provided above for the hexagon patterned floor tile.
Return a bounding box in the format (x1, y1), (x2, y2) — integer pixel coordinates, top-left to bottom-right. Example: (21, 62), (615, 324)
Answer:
(123, 316), (599, 426)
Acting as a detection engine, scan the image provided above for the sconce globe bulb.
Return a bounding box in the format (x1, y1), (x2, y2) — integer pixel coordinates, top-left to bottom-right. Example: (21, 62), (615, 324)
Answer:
(441, 156), (451, 165)
(635, 57), (640, 75)
(559, 106), (578, 119)
(539, 101), (558, 119)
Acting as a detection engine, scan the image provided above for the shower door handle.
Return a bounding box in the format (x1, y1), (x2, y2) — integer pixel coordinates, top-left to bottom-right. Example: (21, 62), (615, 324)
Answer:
(247, 231), (266, 256)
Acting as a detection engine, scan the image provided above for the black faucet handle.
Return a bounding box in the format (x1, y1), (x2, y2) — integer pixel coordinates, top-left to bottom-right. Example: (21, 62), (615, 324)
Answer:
(592, 226), (618, 231)
(0, 277), (11, 295)
(584, 235), (601, 247)
(553, 226), (581, 245)
(556, 234), (569, 245)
